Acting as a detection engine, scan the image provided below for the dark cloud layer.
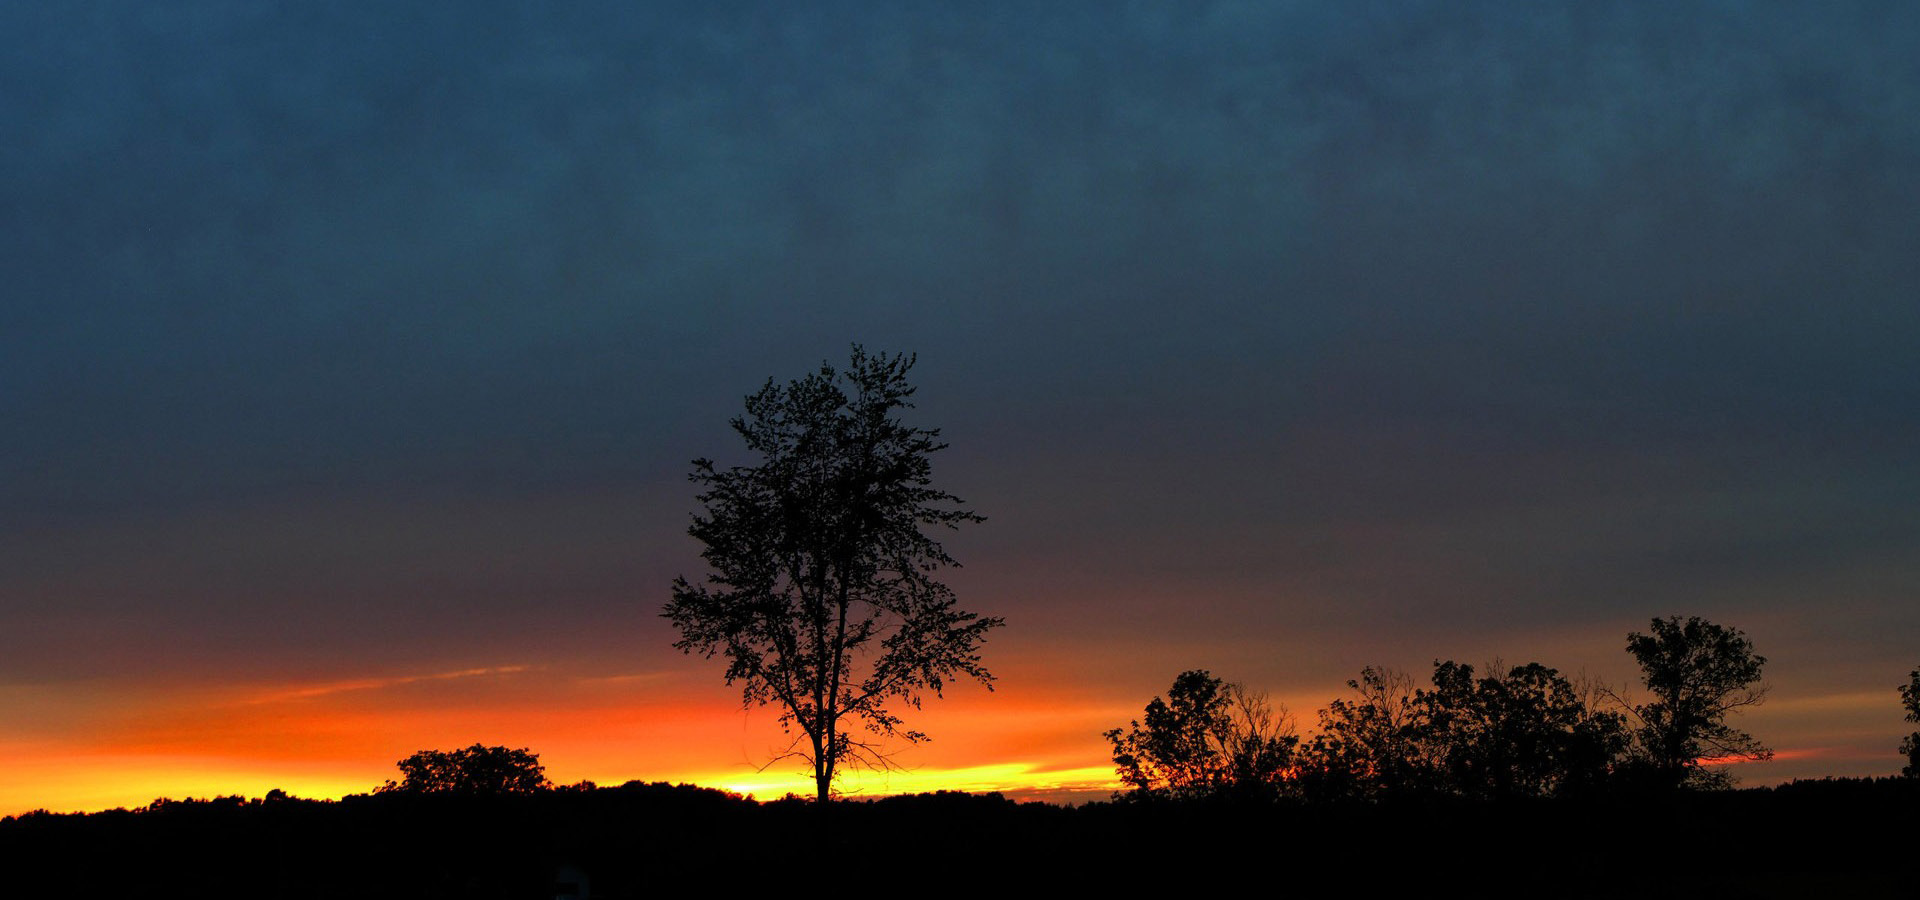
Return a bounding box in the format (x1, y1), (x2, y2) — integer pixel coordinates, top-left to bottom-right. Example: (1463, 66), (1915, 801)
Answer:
(3, 0), (1916, 762)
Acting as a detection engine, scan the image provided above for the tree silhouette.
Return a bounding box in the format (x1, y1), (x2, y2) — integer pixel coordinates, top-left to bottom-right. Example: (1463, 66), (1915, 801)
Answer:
(1900, 667), (1920, 777)
(1297, 666), (1430, 801)
(1296, 661), (1628, 801)
(1216, 679), (1298, 799)
(1417, 661), (1627, 799)
(665, 347), (1000, 803)
(377, 744), (550, 794)
(1624, 616), (1771, 789)
(1105, 670), (1296, 802)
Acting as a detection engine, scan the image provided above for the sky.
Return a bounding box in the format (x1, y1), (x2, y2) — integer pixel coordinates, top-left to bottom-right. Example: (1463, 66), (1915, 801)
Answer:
(3, 2), (1917, 812)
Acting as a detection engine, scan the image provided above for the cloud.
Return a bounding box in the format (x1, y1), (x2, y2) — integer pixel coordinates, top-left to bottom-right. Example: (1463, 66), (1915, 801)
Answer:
(245, 664), (534, 704)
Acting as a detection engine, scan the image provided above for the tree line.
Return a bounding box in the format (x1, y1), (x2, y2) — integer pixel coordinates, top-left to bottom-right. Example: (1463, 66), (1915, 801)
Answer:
(364, 639), (1918, 805)
(1108, 615), (1797, 803)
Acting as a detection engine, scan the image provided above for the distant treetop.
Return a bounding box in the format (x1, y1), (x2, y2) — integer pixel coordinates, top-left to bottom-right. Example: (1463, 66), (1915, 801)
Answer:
(377, 744), (550, 795)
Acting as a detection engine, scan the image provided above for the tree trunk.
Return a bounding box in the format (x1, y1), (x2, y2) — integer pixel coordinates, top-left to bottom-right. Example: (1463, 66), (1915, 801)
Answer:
(812, 728), (831, 804)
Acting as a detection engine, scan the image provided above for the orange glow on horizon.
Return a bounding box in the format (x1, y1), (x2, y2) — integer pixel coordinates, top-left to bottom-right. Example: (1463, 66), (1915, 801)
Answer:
(1696, 746), (1826, 766)
(1, 658), (1900, 816)
(0, 663), (1126, 815)
(0, 752), (1120, 815)
(673, 762), (1119, 802)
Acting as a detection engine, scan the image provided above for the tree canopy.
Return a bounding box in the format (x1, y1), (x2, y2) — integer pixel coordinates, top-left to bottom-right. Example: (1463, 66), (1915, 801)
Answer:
(377, 744), (550, 795)
(1297, 666), (1427, 800)
(1625, 615), (1770, 789)
(665, 346), (1000, 802)
(1417, 661), (1626, 799)
(1105, 670), (1296, 802)
(1294, 661), (1624, 801)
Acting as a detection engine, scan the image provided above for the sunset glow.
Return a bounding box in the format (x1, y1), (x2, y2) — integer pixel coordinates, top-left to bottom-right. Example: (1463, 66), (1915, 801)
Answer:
(0, 661), (1135, 813)
(1, 647), (1903, 815)
(4, 3), (1917, 819)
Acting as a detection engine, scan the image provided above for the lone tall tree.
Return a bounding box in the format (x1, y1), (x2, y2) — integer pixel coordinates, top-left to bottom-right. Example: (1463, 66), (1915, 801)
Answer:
(1625, 615), (1771, 789)
(666, 347), (1000, 803)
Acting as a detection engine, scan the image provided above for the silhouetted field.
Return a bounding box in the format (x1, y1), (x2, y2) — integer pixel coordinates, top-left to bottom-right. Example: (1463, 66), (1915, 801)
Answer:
(2, 778), (1909, 897)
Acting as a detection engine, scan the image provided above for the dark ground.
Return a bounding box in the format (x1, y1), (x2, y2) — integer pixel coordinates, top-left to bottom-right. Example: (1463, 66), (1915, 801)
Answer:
(2, 778), (1909, 897)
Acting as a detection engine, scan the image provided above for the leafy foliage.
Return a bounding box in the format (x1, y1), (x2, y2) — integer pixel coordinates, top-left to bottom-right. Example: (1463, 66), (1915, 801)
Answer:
(1901, 668), (1920, 777)
(377, 744), (550, 795)
(665, 347), (1000, 802)
(1105, 670), (1297, 802)
(1297, 666), (1428, 800)
(1624, 616), (1771, 789)
(1295, 662), (1627, 801)
(1418, 661), (1627, 799)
